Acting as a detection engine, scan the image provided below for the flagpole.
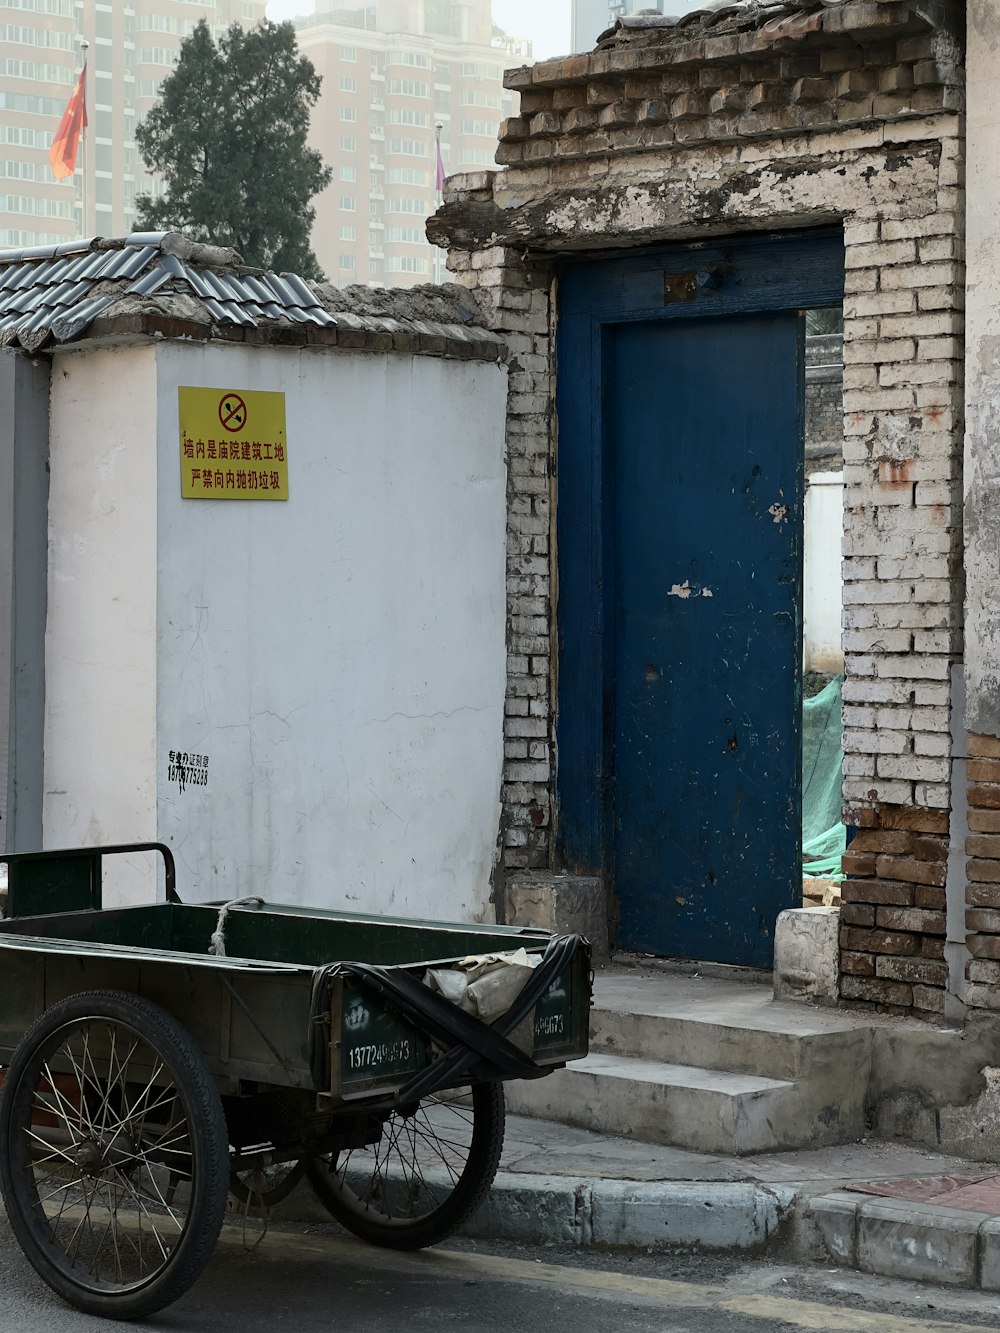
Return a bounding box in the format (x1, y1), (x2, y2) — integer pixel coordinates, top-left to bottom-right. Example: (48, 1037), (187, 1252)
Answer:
(79, 39), (89, 237)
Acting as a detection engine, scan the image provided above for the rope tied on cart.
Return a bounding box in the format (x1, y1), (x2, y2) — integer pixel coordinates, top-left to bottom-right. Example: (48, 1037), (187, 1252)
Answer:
(309, 932), (584, 1102)
(208, 896), (264, 956)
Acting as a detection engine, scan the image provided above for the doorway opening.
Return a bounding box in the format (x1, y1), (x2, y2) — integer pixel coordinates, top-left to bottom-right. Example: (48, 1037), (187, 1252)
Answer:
(554, 230), (846, 968)
(802, 308), (846, 909)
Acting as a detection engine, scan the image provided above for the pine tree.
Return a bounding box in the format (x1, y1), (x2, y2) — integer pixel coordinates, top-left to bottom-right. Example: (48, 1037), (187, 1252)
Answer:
(135, 20), (331, 279)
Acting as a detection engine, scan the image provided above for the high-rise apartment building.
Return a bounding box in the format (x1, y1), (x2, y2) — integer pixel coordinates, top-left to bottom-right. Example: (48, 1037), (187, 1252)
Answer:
(0, 0), (266, 251)
(295, 1), (528, 286)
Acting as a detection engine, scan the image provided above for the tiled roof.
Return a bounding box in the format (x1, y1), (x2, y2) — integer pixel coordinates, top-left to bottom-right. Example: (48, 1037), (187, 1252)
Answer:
(506, 0), (946, 91)
(607, 0), (799, 30)
(598, 0), (840, 42)
(0, 231), (502, 361)
(0, 232), (335, 354)
(593, 0), (952, 46)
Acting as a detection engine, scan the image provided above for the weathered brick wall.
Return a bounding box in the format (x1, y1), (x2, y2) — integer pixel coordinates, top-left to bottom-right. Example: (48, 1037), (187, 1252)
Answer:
(840, 806), (948, 1013)
(964, 735), (1000, 1009)
(444, 236), (554, 871)
(962, 3), (1000, 1017)
(431, 1), (966, 1001)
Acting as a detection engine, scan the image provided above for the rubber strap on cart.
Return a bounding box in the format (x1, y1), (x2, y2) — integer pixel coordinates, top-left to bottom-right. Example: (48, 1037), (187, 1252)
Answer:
(309, 932), (585, 1103)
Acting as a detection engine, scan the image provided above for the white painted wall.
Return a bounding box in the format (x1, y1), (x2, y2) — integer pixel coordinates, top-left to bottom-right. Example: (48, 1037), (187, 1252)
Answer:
(42, 339), (508, 918)
(152, 342), (508, 919)
(964, 3), (1000, 735)
(44, 345), (160, 903)
(803, 470), (844, 675)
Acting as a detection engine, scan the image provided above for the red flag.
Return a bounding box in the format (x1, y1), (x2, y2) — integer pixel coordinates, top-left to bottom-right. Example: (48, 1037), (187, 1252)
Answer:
(50, 64), (88, 181)
(435, 137), (446, 194)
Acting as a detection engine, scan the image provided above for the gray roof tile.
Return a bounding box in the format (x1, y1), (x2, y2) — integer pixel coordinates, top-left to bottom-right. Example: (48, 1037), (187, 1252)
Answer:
(0, 229), (493, 356)
(281, 273), (320, 308)
(95, 248), (139, 281)
(127, 266), (174, 297)
(50, 296), (115, 343)
(201, 296), (230, 323)
(181, 266), (215, 301)
(117, 245), (158, 280)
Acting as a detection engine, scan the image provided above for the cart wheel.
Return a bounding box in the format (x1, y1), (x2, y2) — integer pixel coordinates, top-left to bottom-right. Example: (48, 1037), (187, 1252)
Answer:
(306, 1081), (504, 1250)
(0, 989), (229, 1320)
(229, 1157), (306, 1208)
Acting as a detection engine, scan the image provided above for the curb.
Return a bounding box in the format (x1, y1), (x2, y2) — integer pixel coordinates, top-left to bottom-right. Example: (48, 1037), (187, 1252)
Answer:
(462, 1174), (798, 1251)
(270, 1172), (1000, 1289)
(270, 1173), (797, 1252)
(802, 1190), (1000, 1292)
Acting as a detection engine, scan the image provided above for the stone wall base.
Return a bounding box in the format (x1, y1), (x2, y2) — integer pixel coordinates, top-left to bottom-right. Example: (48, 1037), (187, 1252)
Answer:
(504, 872), (609, 962)
(774, 906), (841, 1005)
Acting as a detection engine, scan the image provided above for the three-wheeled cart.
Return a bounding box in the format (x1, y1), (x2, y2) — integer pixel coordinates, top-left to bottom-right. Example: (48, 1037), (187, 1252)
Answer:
(0, 844), (591, 1319)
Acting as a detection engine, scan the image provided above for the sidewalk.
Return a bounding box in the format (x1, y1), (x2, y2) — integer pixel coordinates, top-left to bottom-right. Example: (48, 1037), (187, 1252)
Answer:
(274, 1110), (1000, 1291)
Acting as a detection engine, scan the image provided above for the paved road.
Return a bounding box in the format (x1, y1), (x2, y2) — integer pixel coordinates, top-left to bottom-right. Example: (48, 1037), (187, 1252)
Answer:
(4, 1218), (1000, 1332)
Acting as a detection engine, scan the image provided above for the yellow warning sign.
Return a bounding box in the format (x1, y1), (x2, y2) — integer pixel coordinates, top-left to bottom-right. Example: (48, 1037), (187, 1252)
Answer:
(178, 387), (288, 500)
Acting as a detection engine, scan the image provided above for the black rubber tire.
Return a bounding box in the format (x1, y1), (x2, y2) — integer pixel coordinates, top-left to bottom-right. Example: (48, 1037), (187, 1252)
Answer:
(306, 1081), (504, 1250)
(0, 989), (229, 1320)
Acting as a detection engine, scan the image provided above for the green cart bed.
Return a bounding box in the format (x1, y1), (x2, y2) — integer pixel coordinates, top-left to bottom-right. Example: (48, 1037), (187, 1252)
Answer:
(0, 843), (591, 1320)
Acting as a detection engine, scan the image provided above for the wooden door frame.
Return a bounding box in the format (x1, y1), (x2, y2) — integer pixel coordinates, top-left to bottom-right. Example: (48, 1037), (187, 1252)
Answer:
(553, 228), (846, 901)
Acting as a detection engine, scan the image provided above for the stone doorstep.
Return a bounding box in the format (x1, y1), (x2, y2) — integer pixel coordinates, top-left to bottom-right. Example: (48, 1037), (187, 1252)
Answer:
(587, 968), (873, 1081)
(504, 1054), (801, 1156)
(505, 970), (874, 1155)
(504, 967), (1000, 1159)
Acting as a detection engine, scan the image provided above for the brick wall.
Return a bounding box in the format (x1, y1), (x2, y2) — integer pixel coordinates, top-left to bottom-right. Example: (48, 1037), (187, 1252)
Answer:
(445, 236), (555, 871)
(962, 4), (1000, 1017)
(840, 806), (949, 1015)
(965, 735), (1000, 1010)
(431, 0), (966, 1001)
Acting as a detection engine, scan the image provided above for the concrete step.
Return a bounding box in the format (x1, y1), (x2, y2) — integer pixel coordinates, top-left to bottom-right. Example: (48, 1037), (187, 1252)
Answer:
(506, 970), (878, 1153)
(590, 971), (873, 1082)
(505, 1052), (802, 1156)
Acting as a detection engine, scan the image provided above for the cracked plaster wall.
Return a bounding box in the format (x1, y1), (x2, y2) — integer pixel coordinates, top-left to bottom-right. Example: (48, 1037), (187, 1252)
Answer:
(152, 341), (508, 916)
(41, 339), (508, 919)
(963, 0), (1000, 738)
(43, 344), (159, 904)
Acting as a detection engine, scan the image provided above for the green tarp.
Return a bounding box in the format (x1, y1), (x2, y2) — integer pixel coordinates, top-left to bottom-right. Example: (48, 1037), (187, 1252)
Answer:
(802, 674), (845, 879)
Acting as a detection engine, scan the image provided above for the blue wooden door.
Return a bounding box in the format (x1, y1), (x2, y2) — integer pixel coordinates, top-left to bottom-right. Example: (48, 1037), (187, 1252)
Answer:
(610, 315), (802, 965)
(554, 233), (843, 968)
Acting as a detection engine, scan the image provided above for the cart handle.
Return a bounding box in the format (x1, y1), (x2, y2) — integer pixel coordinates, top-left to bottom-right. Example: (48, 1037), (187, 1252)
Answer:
(0, 842), (180, 917)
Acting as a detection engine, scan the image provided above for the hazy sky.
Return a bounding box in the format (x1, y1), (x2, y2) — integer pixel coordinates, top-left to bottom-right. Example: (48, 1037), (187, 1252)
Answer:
(264, 1), (574, 60)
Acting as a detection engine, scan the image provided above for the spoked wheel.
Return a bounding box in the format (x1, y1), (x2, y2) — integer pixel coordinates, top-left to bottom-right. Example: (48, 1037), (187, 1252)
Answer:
(306, 1081), (504, 1250)
(0, 990), (229, 1319)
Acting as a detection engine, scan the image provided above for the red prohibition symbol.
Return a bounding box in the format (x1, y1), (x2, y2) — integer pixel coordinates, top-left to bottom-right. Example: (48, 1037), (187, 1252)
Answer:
(219, 392), (248, 432)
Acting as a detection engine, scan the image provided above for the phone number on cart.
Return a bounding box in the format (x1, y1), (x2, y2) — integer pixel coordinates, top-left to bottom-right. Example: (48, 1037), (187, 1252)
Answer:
(346, 1040), (412, 1070)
